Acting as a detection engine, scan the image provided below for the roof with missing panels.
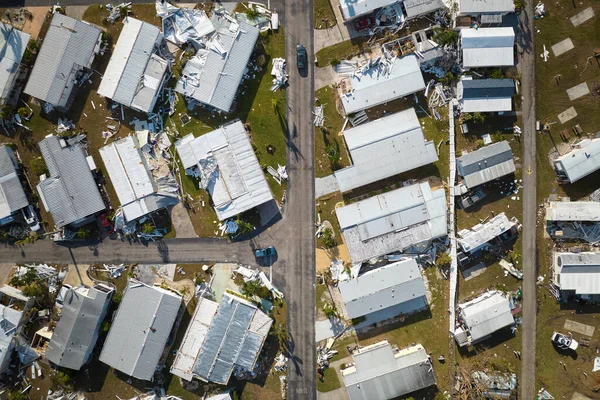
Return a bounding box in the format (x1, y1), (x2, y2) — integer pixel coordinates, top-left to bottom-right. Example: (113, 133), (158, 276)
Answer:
(338, 259), (427, 319)
(457, 141), (516, 188)
(191, 293), (273, 385)
(99, 280), (181, 380)
(175, 15), (258, 112)
(556, 252), (600, 295)
(337, 181), (447, 262)
(37, 136), (105, 228)
(461, 27), (514, 68)
(459, 291), (514, 343)
(99, 135), (178, 222)
(554, 138), (600, 183)
(174, 120), (273, 221)
(457, 212), (515, 253)
(0, 145), (28, 220)
(0, 23), (30, 100)
(24, 13), (101, 107)
(340, 55), (425, 114)
(458, 78), (514, 112)
(334, 108), (438, 192)
(46, 285), (113, 370)
(459, 0), (514, 14)
(342, 341), (436, 400)
(98, 17), (168, 113)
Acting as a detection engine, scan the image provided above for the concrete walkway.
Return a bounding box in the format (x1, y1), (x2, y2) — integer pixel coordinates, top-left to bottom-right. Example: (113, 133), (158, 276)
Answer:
(170, 203), (197, 238)
(316, 175), (339, 199)
(316, 66), (336, 91)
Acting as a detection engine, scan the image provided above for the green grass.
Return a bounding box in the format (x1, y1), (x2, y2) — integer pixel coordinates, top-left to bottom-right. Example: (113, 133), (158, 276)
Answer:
(315, 37), (371, 66)
(83, 4), (162, 41)
(314, 0), (337, 29)
(314, 86), (350, 177)
(316, 191), (344, 248)
(317, 365), (342, 392)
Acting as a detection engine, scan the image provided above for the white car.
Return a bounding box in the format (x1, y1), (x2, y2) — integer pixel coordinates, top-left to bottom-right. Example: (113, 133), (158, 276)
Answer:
(551, 331), (578, 351)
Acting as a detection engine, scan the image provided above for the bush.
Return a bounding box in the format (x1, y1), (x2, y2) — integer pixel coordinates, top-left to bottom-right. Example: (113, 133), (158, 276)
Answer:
(489, 68), (504, 79)
(246, 8), (260, 21)
(141, 222), (155, 234)
(432, 28), (459, 46)
(30, 157), (48, 176)
(77, 227), (91, 239)
(436, 253), (452, 268)
(321, 228), (336, 248)
(475, 139), (485, 149)
(330, 58), (341, 67)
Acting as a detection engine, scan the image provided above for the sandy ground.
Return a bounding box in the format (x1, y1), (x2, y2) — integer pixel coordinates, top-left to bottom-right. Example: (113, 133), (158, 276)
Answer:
(316, 238), (350, 273)
(22, 7), (47, 40)
(62, 264), (95, 287)
(0, 265), (14, 286)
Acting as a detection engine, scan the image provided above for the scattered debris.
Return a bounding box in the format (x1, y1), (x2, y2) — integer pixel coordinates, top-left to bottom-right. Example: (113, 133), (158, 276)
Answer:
(156, 1), (215, 46)
(105, 2), (132, 24)
(534, 2), (546, 19)
(270, 58), (288, 91)
(313, 105), (324, 127)
(499, 259), (523, 280)
(56, 118), (75, 134)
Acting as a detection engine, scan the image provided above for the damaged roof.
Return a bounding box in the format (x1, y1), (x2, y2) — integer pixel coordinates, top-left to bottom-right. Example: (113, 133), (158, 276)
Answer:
(459, 291), (514, 343)
(340, 55), (425, 114)
(457, 141), (516, 188)
(24, 13), (101, 107)
(0, 145), (29, 221)
(189, 293), (273, 385)
(37, 136), (105, 228)
(99, 280), (182, 380)
(342, 341), (436, 400)
(457, 212), (516, 253)
(0, 22), (30, 100)
(545, 201), (600, 222)
(175, 16), (258, 112)
(457, 78), (514, 113)
(336, 181), (447, 263)
(338, 259), (427, 319)
(334, 108), (438, 192)
(98, 17), (168, 113)
(461, 27), (515, 68)
(553, 138), (600, 183)
(174, 120), (273, 221)
(46, 285), (113, 370)
(99, 135), (178, 222)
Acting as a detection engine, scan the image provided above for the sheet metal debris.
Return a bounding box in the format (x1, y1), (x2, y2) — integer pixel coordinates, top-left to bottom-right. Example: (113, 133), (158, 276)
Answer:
(270, 58), (288, 91)
(105, 3), (132, 24)
(156, 1), (215, 46)
(313, 105), (324, 127)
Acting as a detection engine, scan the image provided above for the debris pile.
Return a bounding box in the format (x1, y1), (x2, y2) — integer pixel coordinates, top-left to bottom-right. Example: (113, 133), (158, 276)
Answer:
(105, 2), (132, 24)
(56, 118), (75, 134)
(329, 259), (360, 282)
(270, 58), (288, 91)
(95, 264), (127, 279)
(233, 266), (284, 299)
(156, 1), (215, 46)
(534, 2), (546, 19)
(14, 264), (63, 293)
(313, 105), (324, 127)
(267, 164), (288, 185)
(317, 337), (338, 372)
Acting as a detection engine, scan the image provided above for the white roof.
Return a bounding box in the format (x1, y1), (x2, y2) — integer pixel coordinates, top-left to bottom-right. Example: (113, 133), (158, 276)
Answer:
(461, 28), (514, 68)
(340, 55), (425, 114)
(99, 135), (178, 221)
(98, 18), (168, 113)
(459, 291), (514, 342)
(334, 108), (438, 192)
(337, 182), (447, 262)
(99, 281), (182, 380)
(0, 23), (30, 100)
(339, 0), (398, 19)
(338, 259), (427, 319)
(553, 138), (600, 183)
(171, 297), (219, 381)
(457, 78), (514, 113)
(457, 212), (515, 253)
(459, 0), (514, 14)
(0, 145), (29, 220)
(0, 304), (23, 372)
(546, 201), (600, 222)
(456, 141), (516, 188)
(556, 252), (600, 295)
(174, 121), (273, 221)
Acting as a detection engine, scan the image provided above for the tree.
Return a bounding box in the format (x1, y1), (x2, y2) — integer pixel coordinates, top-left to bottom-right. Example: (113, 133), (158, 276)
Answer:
(235, 217), (253, 234)
(330, 58), (341, 67)
(246, 8), (260, 21)
(489, 68), (504, 79)
(321, 228), (336, 248)
(142, 222), (155, 234)
(323, 302), (339, 319)
(7, 390), (28, 400)
(472, 112), (485, 124)
(432, 28), (459, 46)
(514, 0), (527, 10)
(270, 322), (288, 349)
(241, 279), (260, 297)
(22, 281), (46, 299)
(77, 227), (91, 239)
(436, 252), (452, 268)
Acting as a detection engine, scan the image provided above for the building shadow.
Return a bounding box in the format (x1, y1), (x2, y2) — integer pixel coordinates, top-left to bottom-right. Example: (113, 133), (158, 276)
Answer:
(355, 309), (433, 341)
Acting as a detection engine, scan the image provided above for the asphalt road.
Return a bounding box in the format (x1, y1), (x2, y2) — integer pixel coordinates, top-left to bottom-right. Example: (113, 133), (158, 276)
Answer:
(517, 1), (537, 398)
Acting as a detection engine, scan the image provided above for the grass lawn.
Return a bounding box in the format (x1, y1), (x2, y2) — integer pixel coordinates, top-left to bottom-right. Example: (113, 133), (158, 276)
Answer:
(314, 0), (337, 29)
(316, 37), (371, 66)
(316, 191), (344, 248)
(314, 86), (350, 177)
(317, 365), (341, 392)
(82, 4), (161, 41)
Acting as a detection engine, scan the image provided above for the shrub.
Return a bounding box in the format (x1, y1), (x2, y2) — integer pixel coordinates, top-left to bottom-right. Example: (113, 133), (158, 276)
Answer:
(436, 253), (452, 268)
(142, 222), (155, 234)
(330, 58), (341, 67)
(246, 8), (260, 21)
(321, 228), (336, 248)
(475, 139), (485, 149)
(30, 157), (48, 176)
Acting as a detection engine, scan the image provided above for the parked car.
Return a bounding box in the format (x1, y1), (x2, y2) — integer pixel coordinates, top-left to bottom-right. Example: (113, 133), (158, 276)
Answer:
(458, 190), (487, 210)
(296, 44), (307, 69)
(551, 332), (578, 351)
(22, 205), (40, 232)
(255, 246), (276, 258)
(99, 213), (115, 235)
(353, 16), (375, 31)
